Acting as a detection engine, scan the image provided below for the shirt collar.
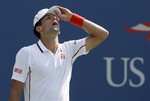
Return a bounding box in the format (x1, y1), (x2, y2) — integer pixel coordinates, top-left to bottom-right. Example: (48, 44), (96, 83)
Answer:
(37, 40), (62, 53)
(37, 40), (49, 53)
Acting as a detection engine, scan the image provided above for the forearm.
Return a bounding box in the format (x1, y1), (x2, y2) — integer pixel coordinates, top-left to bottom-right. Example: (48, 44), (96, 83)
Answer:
(9, 92), (21, 101)
(82, 19), (109, 38)
(69, 13), (109, 39)
(56, 5), (109, 38)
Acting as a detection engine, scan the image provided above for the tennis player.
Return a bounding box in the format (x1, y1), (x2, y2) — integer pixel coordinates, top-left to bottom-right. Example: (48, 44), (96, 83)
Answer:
(9, 5), (109, 101)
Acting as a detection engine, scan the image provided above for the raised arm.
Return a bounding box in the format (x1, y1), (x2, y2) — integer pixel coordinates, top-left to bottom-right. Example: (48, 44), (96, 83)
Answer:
(55, 5), (109, 52)
(82, 19), (109, 51)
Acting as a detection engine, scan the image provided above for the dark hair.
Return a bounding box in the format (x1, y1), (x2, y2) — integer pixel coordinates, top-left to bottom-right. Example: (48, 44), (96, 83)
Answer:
(33, 19), (42, 39)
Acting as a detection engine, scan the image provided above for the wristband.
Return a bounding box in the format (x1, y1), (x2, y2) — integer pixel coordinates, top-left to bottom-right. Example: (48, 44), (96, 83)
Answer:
(70, 13), (85, 27)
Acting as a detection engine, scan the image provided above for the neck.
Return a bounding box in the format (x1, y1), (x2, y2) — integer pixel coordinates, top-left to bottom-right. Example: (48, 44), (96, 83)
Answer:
(40, 35), (59, 54)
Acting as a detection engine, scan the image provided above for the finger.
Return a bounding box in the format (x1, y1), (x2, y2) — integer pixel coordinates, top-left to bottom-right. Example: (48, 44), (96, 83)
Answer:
(54, 10), (61, 19)
(55, 5), (65, 10)
(55, 5), (67, 13)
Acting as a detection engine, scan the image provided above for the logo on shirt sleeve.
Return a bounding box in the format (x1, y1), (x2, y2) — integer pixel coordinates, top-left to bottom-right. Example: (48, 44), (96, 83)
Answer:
(14, 67), (23, 74)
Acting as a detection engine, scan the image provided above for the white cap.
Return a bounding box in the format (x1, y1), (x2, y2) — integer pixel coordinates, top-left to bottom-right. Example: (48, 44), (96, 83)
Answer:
(33, 6), (61, 27)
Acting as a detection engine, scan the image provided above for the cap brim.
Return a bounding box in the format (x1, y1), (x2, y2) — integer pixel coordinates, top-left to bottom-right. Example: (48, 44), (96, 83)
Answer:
(33, 6), (61, 26)
(46, 6), (61, 17)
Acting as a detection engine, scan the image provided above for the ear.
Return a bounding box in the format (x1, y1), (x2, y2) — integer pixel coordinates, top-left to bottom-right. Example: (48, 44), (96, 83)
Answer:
(36, 26), (42, 32)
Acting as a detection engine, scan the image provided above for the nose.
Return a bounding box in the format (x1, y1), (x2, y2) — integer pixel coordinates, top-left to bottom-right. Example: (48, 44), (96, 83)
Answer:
(53, 15), (59, 21)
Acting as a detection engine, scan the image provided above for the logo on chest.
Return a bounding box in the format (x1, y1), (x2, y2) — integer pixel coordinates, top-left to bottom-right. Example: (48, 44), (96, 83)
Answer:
(60, 52), (65, 60)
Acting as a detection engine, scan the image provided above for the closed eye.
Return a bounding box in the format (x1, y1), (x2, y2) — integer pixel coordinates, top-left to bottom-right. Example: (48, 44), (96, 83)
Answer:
(43, 14), (53, 20)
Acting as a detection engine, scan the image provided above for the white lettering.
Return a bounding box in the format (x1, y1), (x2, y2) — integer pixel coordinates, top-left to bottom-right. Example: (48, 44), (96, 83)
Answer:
(129, 57), (145, 87)
(104, 57), (145, 87)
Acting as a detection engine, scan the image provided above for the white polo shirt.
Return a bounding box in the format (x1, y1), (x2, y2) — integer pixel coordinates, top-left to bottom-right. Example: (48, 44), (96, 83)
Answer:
(11, 38), (88, 101)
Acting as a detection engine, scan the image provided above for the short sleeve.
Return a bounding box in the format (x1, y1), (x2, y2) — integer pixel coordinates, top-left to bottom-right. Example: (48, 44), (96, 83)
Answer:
(68, 38), (89, 63)
(11, 47), (29, 83)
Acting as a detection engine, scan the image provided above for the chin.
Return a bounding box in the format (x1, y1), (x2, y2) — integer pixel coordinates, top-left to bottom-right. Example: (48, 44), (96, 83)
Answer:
(49, 27), (60, 34)
(52, 30), (60, 35)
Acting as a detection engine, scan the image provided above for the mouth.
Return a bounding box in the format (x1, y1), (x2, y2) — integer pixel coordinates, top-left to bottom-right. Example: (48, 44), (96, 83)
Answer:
(52, 21), (58, 26)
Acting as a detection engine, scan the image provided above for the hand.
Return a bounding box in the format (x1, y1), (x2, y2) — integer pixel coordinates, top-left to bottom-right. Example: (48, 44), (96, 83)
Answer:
(55, 5), (73, 22)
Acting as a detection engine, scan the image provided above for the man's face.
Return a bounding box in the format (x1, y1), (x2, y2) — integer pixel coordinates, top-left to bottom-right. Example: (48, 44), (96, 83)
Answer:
(40, 13), (60, 35)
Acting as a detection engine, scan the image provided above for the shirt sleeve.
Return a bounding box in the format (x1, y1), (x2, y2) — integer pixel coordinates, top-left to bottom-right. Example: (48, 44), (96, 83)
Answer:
(67, 37), (89, 63)
(11, 47), (29, 83)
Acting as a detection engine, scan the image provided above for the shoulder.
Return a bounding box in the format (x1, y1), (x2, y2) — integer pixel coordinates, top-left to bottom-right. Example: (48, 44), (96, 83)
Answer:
(61, 37), (86, 46)
(16, 43), (37, 56)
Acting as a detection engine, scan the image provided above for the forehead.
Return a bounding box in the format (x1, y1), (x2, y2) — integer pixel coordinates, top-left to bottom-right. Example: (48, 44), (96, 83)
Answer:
(43, 13), (54, 18)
